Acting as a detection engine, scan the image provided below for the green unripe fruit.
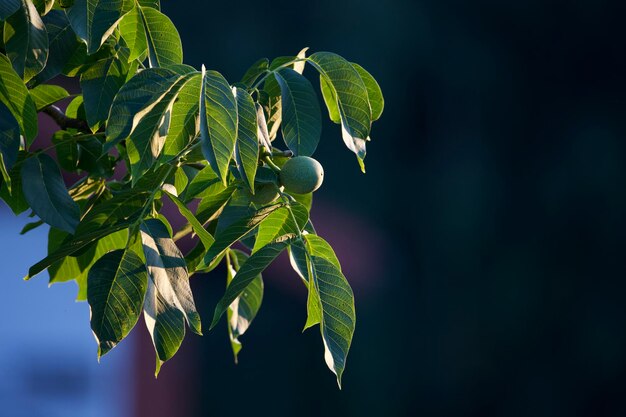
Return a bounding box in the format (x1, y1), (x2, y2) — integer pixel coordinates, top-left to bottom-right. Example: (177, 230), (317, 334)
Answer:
(279, 156), (324, 194)
(250, 183), (280, 205)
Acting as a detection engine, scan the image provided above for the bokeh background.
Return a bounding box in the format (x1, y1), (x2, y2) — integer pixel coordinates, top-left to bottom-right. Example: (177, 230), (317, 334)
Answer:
(3, 0), (626, 416)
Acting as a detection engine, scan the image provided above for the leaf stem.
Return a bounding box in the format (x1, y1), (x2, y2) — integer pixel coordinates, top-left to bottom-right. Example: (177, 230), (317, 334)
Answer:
(263, 155), (282, 173)
(249, 58), (308, 91)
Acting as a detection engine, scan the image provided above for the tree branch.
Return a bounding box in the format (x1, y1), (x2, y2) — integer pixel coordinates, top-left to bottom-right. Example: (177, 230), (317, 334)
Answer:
(41, 105), (92, 133)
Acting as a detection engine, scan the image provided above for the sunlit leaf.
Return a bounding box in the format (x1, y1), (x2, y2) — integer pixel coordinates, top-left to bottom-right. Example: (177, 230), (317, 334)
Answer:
(0, 53), (38, 141)
(200, 66), (237, 185)
(233, 86), (258, 193)
(29, 83), (69, 110)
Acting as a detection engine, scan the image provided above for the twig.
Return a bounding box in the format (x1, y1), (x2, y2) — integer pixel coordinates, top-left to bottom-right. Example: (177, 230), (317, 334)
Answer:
(41, 105), (91, 133)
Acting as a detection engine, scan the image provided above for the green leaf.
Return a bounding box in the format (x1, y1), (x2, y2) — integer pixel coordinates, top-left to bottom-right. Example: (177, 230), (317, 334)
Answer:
(29, 84), (69, 110)
(233, 86), (258, 193)
(200, 66), (237, 185)
(274, 68), (321, 157)
(0, 101), (20, 183)
(138, 0), (159, 9)
(21, 153), (80, 233)
(252, 202), (308, 253)
(88, 247), (148, 357)
(52, 130), (79, 170)
(309, 255), (355, 387)
(195, 184), (235, 224)
(3, 0), (49, 82)
(80, 49), (131, 129)
(182, 165), (221, 202)
(126, 73), (194, 182)
(105, 67), (179, 148)
(140, 218), (201, 335)
(202, 201), (284, 266)
(20, 219), (44, 234)
(308, 52), (372, 172)
(0, 53), (38, 141)
(240, 57), (268, 88)
(352, 63), (384, 122)
(289, 234), (341, 333)
(27, 190), (150, 279)
(32, 10), (78, 84)
(163, 189), (214, 250)
(288, 239), (321, 329)
(319, 76), (339, 123)
(210, 240), (289, 329)
(118, 3), (146, 62)
(76, 135), (112, 177)
(48, 227), (128, 301)
(143, 272), (185, 376)
(166, 166), (188, 196)
(0, 151), (28, 213)
(66, 0), (130, 54)
(161, 72), (201, 161)
(139, 5), (182, 68)
(0, 0), (20, 21)
(226, 249), (263, 362)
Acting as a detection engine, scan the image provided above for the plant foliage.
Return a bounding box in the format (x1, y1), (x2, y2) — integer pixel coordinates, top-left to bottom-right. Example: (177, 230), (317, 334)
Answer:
(0, 0), (384, 387)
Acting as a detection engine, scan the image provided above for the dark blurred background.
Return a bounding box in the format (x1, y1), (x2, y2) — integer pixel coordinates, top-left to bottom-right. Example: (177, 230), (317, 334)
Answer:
(3, 0), (626, 416)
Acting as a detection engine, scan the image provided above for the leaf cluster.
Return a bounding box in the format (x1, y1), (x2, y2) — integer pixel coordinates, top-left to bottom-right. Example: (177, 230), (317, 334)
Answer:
(0, 0), (384, 387)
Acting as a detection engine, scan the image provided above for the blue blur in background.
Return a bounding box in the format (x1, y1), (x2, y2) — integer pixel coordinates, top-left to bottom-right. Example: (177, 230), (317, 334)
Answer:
(3, 0), (626, 416)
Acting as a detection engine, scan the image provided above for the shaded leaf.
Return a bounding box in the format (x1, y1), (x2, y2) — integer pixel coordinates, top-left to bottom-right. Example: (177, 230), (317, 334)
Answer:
(33, 10), (81, 85)
(21, 153), (80, 233)
(27, 190), (150, 279)
(182, 164), (221, 203)
(210, 240), (289, 329)
(31, 0), (54, 15)
(0, 151), (29, 213)
(80, 49), (130, 129)
(3, 0), (49, 81)
(202, 201), (284, 266)
(0, 101), (20, 187)
(274, 67), (321, 156)
(0, 0), (20, 21)
(240, 57), (268, 88)
(66, 0), (130, 54)
(88, 247), (148, 357)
